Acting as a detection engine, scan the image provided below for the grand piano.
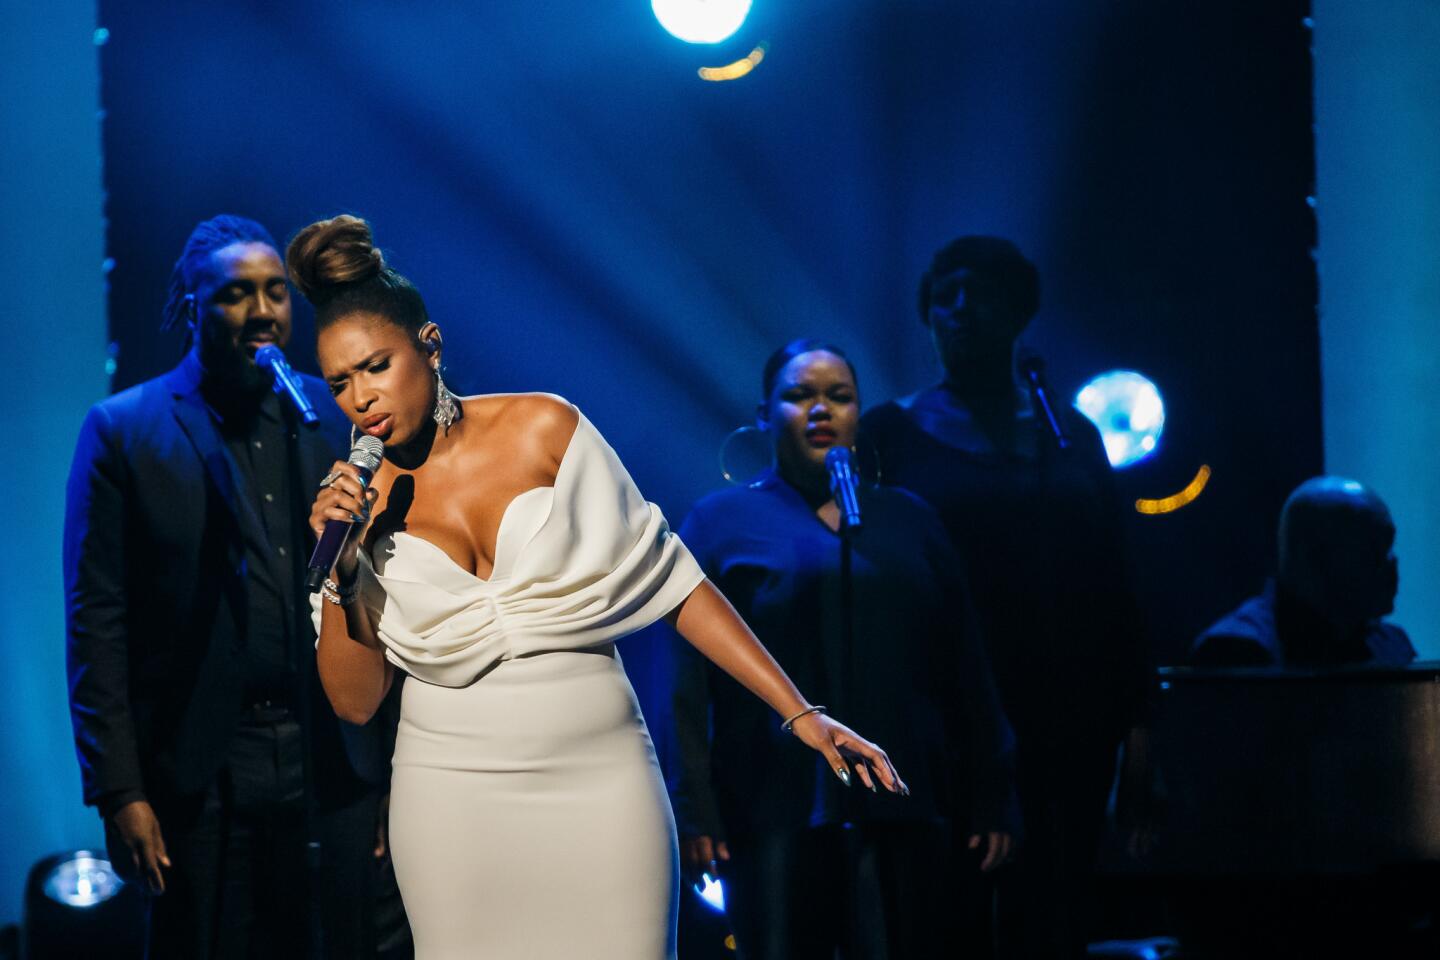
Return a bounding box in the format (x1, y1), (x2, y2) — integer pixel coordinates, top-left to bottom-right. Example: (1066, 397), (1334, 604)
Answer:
(1143, 661), (1440, 874)
(1104, 662), (1440, 957)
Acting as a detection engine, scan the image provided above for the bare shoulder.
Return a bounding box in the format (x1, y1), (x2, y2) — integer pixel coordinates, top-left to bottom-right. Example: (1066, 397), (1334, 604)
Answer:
(461, 393), (579, 471)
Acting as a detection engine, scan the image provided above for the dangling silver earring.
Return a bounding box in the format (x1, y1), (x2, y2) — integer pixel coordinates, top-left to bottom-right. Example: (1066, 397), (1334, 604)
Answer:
(433, 364), (458, 433)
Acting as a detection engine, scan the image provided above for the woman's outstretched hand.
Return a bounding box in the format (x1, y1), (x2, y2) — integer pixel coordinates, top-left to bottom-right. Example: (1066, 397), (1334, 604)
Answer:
(788, 713), (909, 795)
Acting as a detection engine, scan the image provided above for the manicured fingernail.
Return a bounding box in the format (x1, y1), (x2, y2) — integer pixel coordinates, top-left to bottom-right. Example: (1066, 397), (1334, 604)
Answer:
(836, 767), (852, 787)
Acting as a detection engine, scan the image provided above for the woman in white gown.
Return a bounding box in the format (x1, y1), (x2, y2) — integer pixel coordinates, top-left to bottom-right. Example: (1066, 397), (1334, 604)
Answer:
(286, 216), (906, 959)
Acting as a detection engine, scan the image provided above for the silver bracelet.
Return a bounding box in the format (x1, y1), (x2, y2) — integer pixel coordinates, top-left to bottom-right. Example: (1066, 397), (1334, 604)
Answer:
(781, 704), (827, 733)
(322, 577), (358, 607)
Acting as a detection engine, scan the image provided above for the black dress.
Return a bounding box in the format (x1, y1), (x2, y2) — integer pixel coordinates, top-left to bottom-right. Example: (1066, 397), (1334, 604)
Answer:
(671, 471), (1015, 960)
(862, 396), (1149, 960)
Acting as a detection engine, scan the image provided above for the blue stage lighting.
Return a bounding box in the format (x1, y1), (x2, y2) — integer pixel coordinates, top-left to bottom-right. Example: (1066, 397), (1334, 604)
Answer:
(1074, 370), (1166, 469)
(652, 0), (752, 44)
(42, 854), (124, 908)
(26, 851), (144, 959)
(693, 872), (726, 913)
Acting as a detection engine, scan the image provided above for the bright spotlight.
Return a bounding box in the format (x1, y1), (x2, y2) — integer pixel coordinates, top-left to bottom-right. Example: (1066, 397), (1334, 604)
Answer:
(25, 851), (144, 959)
(693, 872), (726, 913)
(43, 855), (124, 908)
(652, 0), (753, 44)
(1074, 370), (1166, 469)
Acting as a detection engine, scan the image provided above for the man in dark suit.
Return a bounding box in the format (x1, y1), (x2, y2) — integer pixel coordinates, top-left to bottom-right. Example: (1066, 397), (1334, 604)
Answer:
(65, 215), (409, 958)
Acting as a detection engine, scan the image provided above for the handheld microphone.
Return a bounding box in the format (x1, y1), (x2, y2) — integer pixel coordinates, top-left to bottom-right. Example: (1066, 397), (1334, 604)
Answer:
(305, 436), (385, 593)
(255, 344), (319, 428)
(825, 446), (863, 531)
(1018, 352), (1070, 451)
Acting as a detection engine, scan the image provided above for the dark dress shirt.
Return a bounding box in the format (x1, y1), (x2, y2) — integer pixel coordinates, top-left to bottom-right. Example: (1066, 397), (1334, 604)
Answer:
(213, 388), (304, 704)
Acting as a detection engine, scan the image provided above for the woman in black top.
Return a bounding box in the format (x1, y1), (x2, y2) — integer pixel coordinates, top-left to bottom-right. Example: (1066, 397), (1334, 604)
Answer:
(671, 339), (1017, 960)
(861, 237), (1150, 960)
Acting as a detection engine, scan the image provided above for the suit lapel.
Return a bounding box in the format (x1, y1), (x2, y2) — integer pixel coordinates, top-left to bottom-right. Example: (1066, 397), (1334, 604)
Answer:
(167, 355), (271, 559)
(294, 417), (338, 515)
(291, 378), (350, 550)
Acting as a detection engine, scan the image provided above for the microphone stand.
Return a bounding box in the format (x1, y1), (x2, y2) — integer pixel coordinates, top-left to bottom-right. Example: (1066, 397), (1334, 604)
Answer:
(838, 509), (858, 825)
(824, 448), (864, 818)
(1019, 353), (1070, 452)
(1017, 354), (1071, 701)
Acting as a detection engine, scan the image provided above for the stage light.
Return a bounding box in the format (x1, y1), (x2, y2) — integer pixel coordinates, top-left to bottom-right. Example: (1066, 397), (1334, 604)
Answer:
(694, 872), (726, 913)
(698, 43), (767, 81)
(42, 854), (124, 908)
(1135, 465), (1212, 515)
(1089, 936), (1182, 959)
(652, 0), (752, 44)
(1075, 370), (1166, 469)
(24, 851), (144, 959)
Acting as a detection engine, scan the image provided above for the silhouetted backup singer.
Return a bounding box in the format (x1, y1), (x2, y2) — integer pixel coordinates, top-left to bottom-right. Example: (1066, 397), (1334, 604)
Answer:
(862, 237), (1150, 960)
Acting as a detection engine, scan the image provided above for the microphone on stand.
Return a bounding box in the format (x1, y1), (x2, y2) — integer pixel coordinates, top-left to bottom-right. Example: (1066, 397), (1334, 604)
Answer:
(305, 435), (385, 592)
(825, 446), (863, 531)
(1018, 352), (1070, 451)
(255, 344), (319, 428)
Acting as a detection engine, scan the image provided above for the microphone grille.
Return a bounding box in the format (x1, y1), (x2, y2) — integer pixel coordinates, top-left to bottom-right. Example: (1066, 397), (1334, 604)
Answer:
(824, 446), (854, 469)
(347, 435), (385, 472)
(253, 344), (283, 370)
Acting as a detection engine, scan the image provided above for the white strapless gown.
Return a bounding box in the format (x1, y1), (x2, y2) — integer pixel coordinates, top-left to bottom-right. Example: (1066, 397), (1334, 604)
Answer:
(316, 409), (705, 959)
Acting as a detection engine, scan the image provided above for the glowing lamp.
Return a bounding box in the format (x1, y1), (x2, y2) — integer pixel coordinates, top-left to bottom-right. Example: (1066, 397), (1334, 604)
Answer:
(652, 0), (753, 44)
(1075, 370), (1166, 469)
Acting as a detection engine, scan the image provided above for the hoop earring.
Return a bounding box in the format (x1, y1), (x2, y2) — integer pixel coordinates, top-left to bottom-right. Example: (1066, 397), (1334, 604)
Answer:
(853, 436), (884, 486)
(350, 422), (358, 448)
(433, 365), (458, 433)
(718, 425), (776, 486)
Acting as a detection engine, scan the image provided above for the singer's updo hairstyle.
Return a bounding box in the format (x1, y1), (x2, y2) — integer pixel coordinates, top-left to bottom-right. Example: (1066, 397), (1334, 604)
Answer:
(285, 215), (429, 339)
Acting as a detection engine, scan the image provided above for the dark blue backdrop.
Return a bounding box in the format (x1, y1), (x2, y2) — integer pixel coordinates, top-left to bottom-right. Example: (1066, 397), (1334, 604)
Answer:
(96, 0), (1319, 759)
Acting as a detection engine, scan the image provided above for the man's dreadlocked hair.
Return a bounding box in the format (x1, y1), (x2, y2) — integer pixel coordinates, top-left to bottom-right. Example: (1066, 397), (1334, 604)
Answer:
(160, 215), (279, 337)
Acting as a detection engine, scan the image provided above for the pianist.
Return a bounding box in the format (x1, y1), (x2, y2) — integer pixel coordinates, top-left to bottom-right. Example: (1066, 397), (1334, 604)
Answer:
(1191, 476), (1415, 668)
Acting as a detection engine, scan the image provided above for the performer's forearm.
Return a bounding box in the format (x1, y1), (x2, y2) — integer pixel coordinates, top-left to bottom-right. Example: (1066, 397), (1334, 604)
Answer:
(668, 579), (809, 721)
(317, 599), (392, 725)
